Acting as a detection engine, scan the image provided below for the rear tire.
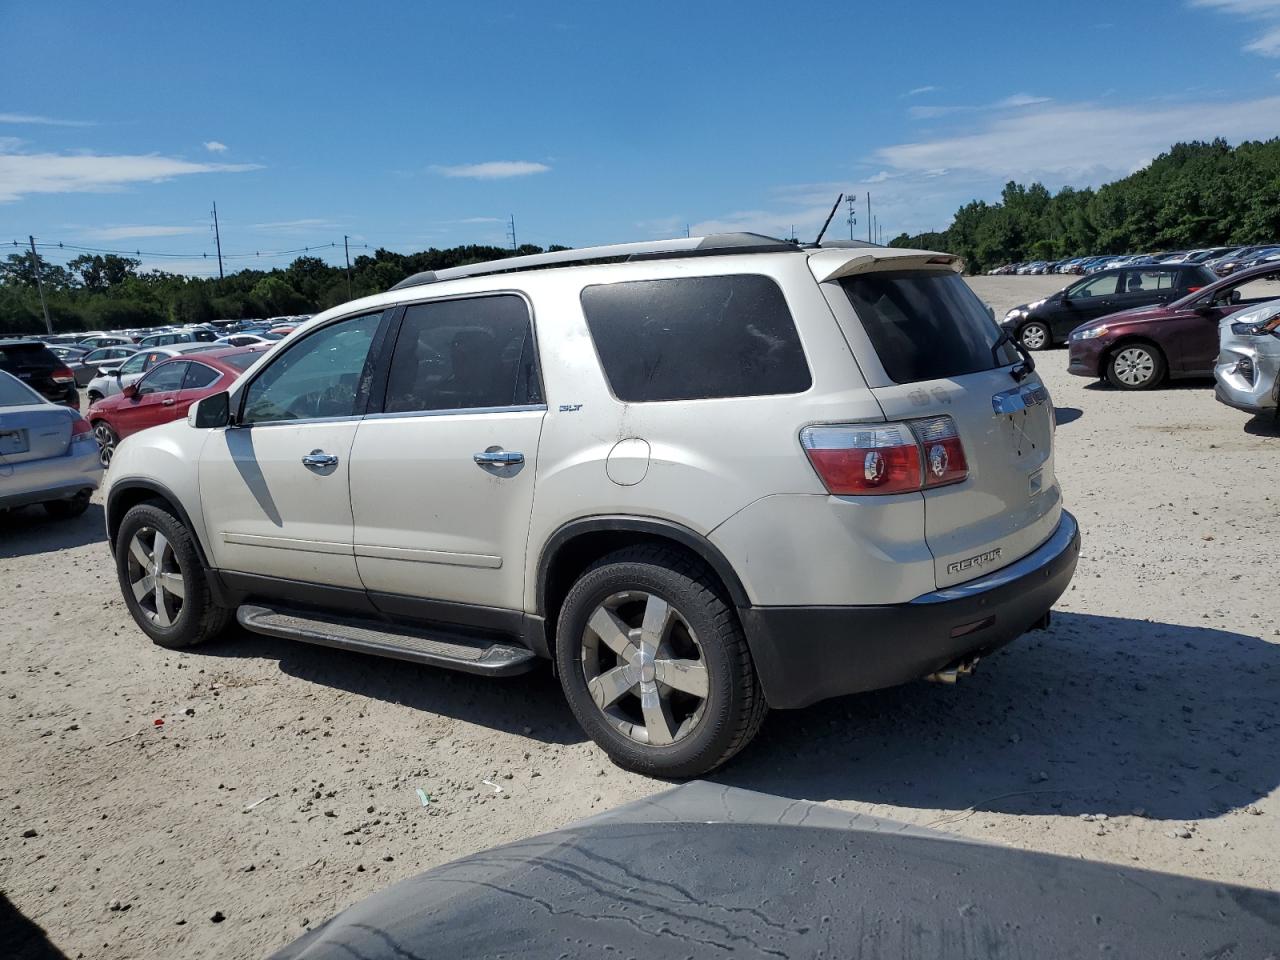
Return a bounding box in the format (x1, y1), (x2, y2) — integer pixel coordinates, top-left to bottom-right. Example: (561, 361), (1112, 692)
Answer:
(1018, 320), (1052, 351)
(92, 420), (118, 469)
(554, 545), (766, 778)
(1106, 342), (1166, 390)
(43, 490), (90, 519)
(115, 501), (230, 649)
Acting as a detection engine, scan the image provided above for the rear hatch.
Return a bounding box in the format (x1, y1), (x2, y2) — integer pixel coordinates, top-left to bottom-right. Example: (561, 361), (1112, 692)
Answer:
(0, 342), (71, 404)
(0, 376), (73, 464)
(818, 259), (1060, 588)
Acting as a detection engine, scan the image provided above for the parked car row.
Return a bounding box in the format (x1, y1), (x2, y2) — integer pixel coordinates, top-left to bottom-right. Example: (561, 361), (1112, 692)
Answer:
(990, 244), (1280, 278)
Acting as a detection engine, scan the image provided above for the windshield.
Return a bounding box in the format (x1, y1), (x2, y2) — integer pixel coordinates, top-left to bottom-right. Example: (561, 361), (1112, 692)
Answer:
(839, 270), (1018, 383)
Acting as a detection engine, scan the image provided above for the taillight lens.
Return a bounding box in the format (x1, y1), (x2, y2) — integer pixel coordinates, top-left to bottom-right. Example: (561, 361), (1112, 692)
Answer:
(51, 365), (75, 384)
(909, 416), (968, 488)
(800, 423), (923, 495)
(800, 416), (968, 496)
(70, 417), (93, 437)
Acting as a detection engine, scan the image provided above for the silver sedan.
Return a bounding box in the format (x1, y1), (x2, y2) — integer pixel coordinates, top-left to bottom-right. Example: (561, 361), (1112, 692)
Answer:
(0, 370), (102, 518)
(1215, 299), (1280, 419)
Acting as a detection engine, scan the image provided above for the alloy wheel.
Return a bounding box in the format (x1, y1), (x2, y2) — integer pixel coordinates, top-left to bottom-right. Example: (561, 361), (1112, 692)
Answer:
(94, 423), (115, 468)
(1020, 323), (1049, 350)
(126, 527), (186, 627)
(1113, 347), (1156, 386)
(580, 591), (709, 746)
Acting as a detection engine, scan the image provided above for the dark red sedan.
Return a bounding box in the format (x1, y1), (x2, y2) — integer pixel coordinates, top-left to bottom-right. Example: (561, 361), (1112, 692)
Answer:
(87, 345), (268, 465)
(1067, 262), (1280, 390)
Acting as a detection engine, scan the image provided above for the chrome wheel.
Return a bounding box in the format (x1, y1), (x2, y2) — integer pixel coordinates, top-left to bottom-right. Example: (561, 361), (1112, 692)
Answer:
(1113, 347), (1156, 386)
(126, 527), (186, 627)
(580, 591), (709, 746)
(1020, 323), (1049, 350)
(94, 423), (115, 468)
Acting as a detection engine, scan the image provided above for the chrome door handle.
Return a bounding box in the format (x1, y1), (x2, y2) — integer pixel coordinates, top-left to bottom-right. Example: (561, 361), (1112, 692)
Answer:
(473, 450), (524, 466)
(302, 450), (339, 469)
(162, 398), (176, 406)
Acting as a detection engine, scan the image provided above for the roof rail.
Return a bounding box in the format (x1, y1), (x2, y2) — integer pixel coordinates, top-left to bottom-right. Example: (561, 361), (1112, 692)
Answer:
(387, 233), (797, 291)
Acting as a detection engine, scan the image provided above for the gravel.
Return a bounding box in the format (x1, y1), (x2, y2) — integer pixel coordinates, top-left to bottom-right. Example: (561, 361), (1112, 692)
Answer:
(1, 274), (1277, 959)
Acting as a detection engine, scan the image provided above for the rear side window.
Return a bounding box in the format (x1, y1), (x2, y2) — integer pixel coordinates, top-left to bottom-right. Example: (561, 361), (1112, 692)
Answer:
(839, 270), (1018, 385)
(182, 362), (220, 390)
(580, 275), (810, 402)
(384, 295), (541, 414)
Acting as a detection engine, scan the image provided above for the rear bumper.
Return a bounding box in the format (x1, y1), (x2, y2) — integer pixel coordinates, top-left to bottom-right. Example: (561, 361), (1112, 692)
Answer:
(740, 511), (1080, 709)
(0, 438), (102, 510)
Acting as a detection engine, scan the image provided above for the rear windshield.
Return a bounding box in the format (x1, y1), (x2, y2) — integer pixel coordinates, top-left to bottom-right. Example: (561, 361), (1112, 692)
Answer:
(0, 373), (40, 406)
(839, 271), (1018, 384)
(0, 343), (58, 372)
(222, 351), (263, 371)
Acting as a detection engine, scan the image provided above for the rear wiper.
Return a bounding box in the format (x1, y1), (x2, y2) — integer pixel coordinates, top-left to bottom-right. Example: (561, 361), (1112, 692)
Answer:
(992, 329), (1034, 382)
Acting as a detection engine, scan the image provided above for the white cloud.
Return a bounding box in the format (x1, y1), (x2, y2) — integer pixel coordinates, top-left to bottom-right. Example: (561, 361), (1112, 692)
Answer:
(996, 93), (1052, 107)
(0, 112), (94, 127)
(430, 160), (550, 179)
(456, 216), (504, 224)
(910, 93), (1051, 120)
(80, 224), (204, 240)
(878, 95), (1280, 183)
(1191, 0), (1280, 55)
(203, 140), (229, 153)
(904, 85), (938, 97)
(250, 217), (337, 232)
(0, 147), (261, 202)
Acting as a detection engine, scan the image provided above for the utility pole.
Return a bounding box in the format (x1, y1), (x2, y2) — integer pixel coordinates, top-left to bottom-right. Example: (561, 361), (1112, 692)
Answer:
(846, 195), (857, 240)
(507, 214), (517, 251)
(873, 216), (878, 245)
(343, 235), (352, 300)
(867, 193), (872, 243)
(211, 202), (224, 279)
(27, 236), (52, 334)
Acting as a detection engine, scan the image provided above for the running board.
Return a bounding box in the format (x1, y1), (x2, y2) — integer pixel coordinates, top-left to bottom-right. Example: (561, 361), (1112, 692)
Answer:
(236, 604), (537, 677)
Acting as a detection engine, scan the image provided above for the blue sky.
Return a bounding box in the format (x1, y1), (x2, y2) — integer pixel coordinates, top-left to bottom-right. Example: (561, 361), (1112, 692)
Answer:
(3, 0), (1280, 276)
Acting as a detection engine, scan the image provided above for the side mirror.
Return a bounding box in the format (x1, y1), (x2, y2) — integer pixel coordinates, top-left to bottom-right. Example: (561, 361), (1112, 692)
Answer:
(1230, 290), (1243, 304)
(191, 391), (231, 429)
(121, 384), (138, 400)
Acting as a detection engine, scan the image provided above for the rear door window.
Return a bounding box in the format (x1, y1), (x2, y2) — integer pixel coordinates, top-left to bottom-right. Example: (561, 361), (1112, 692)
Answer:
(838, 270), (1018, 384)
(580, 274), (811, 402)
(383, 295), (541, 414)
(1121, 270), (1175, 294)
(181, 362), (221, 390)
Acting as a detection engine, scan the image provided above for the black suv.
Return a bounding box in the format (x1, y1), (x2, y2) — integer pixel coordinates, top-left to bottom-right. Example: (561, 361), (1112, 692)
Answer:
(1002, 264), (1217, 349)
(0, 339), (80, 409)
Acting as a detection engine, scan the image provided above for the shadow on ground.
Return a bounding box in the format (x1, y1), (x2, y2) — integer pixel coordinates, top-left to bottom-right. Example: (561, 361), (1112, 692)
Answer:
(1052, 405), (1083, 426)
(717, 612), (1280, 821)
(1, 893), (68, 960)
(1083, 377), (1214, 392)
(199, 626), (586, 746)
(1243, 412), (1280, 437)
(0, 503), (105, 559)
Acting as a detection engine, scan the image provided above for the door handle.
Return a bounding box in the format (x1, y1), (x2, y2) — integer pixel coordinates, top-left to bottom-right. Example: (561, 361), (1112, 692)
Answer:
(162, 398), (176, 406)
(302, 450), (339, 469)
(473, 450), (524, 466)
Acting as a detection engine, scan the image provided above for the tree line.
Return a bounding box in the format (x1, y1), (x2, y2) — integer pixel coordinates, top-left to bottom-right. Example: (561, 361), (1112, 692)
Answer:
(888, 138), (1280, 273)
(0, 243), (566, 336)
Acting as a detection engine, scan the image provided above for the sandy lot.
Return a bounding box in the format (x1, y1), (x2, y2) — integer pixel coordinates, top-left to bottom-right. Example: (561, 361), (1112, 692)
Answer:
(2, 274), (1278, 959)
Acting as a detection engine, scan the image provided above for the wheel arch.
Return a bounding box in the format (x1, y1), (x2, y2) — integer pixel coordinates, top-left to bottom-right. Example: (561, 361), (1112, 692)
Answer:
(106, 479), (211, 568)
(535, 516), (750, 655)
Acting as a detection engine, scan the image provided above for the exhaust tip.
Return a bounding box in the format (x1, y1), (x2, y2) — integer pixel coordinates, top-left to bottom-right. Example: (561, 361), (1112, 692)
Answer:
(926, 657), (980, 684)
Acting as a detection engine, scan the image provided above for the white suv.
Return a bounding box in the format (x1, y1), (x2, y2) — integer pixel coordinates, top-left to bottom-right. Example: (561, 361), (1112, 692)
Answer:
(104, 234), (1079, 777)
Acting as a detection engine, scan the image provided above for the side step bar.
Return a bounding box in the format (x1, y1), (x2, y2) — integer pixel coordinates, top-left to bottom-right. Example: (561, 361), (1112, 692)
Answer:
(236, 604), (537, 677)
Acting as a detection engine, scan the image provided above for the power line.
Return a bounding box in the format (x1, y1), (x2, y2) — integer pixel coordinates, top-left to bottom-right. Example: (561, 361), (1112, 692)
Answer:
(13, 238), (369, 262)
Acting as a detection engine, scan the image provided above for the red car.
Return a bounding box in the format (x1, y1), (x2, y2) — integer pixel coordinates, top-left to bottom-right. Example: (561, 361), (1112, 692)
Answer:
(87, 345), (268, 465)
(1066, 261), (1280, 390)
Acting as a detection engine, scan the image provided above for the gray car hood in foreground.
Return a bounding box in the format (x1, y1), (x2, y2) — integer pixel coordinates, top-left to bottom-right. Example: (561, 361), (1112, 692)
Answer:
(272, 782), (1280, 959)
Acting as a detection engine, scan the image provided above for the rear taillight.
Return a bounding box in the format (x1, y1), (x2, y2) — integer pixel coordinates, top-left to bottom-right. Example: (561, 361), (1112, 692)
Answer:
(800, 416), (968, 496)
(70, 417), (93, 437)
(51, 366), (75, 384)
(910, 416), (969, 487)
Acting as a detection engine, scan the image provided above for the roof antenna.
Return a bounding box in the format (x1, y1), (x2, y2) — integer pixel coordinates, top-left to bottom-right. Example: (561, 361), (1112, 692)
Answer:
(814, 193), (843, 247)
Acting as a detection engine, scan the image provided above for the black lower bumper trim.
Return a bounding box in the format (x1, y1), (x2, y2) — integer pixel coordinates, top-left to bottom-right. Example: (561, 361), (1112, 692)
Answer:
(740, 514), (1081, 709)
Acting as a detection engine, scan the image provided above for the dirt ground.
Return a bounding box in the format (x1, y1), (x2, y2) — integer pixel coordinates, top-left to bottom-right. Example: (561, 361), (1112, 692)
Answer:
(2, 274), (1278, 959)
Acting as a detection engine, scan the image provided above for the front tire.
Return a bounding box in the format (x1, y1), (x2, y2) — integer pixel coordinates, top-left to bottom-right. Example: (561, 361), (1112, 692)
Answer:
(92, 421), (118, 469)
(1106, 342), (1165, 390)
(554, 546), (766, 778)
(115, 502), (231, 649)
(1018, 320), (1052, 351)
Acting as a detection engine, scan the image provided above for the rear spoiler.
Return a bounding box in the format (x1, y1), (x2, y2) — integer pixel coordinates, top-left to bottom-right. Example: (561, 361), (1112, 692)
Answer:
(807, 248), (965, 283)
